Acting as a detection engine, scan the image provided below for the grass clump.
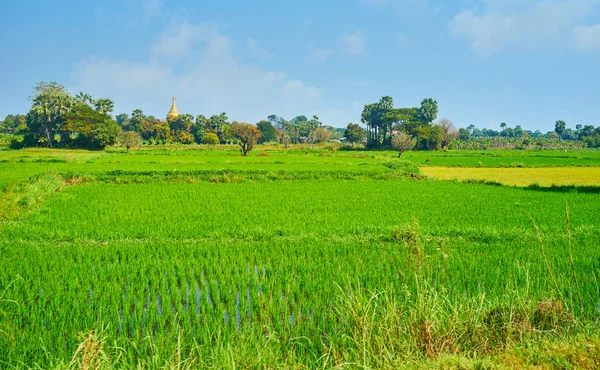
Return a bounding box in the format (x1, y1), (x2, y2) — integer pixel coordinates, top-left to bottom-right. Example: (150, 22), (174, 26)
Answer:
(0, 173), (66, 225)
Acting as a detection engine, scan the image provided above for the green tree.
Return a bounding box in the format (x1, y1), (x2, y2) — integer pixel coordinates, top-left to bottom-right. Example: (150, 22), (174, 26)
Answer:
(169, 113), (194, 136)
(152, 120), (171, 143)
(313, 127), (331, 143)
(63, 104), (120, 149)
(417, 124), (442, 150)
(0, 114), (26, 134)
(118, 131), (142, 152)
(256, 120), (277, 143)
(221, 123), (233, 144)
(232, 122), (262, 156)
(513, 125), (524, 138)
(344, 123), (365, 145)
(417, 98), (438, 124)
(291, 115), (308, 142)
(306, 115), (323, 143)
(115, 113), (129, 127)
(555, 120), (566, 138)
(190, 116), (207, 144)
(26, 81), (74, 147)
(458, 127), (471, 141)
(130, 109), (145, 132)
(267, 114), (285, 129)
(384, 107), (422, 137)
(94, 98), (115, 115)
(210, 113), (228, 143)
(75, 92), (93, 105)
(362, 97), (394, 147)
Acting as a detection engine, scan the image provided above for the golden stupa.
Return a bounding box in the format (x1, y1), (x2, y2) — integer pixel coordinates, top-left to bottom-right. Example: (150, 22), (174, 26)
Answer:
(167, 97), (180, 120)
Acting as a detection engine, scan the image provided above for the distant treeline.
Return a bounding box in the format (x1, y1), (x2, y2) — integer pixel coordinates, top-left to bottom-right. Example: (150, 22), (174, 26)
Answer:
(2, 82), (599, 150)
(1, 82), (345, 150)
(357, 96), (600, 151)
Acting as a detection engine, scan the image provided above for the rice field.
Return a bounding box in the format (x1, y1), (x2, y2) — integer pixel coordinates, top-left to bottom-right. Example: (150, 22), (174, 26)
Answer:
(1, 146), (599, 191)
(1, 147), (600, 369)
(422, 166), (600, 187)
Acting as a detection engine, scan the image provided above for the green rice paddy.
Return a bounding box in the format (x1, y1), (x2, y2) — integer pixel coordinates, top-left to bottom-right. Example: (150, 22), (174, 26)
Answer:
(1, 146), (599, 369)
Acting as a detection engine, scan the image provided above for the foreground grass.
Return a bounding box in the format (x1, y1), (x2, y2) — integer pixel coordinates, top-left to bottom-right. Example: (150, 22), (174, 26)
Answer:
(1, 148), (600, 368)
(1, 173), (600, 368)
(422, 166), (600, 187)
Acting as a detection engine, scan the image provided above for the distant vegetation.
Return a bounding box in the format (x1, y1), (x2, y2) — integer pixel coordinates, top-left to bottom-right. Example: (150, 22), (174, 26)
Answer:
(2, 81), (599, 152)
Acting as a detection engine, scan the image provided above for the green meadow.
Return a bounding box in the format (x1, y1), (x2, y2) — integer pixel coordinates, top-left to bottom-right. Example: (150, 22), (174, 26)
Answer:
(1, 146), (600, 369)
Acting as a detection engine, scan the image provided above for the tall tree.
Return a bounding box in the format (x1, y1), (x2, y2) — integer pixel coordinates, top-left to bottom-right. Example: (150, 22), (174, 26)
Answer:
(129, 108), (154, 140)
(94, 98), (115, 115)
(417, 98), (438, 124)
(75, 92), (93, 105)
(267, 114), (286, 129)
(555, 120), (566, 138)
(437, 117), (457, 149)
(361, 104), (375, 145)
(210, 112), (228, 143)
(26, 81), (74, 147)
(377, 96), (394, 145)
(362, 96), (396, 147)
(306, 115), (323, 144)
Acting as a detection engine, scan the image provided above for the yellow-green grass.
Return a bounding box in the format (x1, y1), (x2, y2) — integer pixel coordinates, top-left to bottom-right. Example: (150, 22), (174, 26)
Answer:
(422, 166), (600, 187)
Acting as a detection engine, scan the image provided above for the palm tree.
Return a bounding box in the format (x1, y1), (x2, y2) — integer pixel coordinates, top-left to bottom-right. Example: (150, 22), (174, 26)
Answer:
(94, 98), (115, 115)
(75, 92), (93, 105)
(29, 83), (74, 147)
(500, 122), (507, 130)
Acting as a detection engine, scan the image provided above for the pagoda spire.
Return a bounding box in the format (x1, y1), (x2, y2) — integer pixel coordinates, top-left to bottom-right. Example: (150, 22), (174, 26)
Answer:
(167, 96), (180, 120)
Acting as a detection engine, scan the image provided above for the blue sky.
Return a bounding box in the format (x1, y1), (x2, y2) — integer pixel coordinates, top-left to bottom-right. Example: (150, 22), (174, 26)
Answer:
(1, 0), (599, 130)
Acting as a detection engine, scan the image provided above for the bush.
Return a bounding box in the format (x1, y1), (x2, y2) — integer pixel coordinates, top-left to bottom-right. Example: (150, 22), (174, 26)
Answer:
(202, 133), (219, 145)
(381, 160), (420, 176)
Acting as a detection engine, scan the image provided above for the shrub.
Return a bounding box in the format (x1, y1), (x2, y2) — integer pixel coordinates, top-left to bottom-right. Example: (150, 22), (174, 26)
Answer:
(202, 133), (219, 145)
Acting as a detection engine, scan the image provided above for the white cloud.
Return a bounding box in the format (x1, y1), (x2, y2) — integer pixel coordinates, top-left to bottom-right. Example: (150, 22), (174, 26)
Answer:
(151, 22), (231, 60)
(572, 23), (600, 51)
(450, 0), (598, 57)
(72, 23), (323, 123)
(247, 38), (274, 60)
(338, 31), (366, 55)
